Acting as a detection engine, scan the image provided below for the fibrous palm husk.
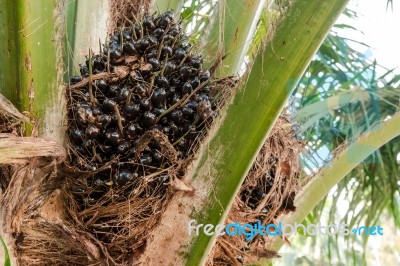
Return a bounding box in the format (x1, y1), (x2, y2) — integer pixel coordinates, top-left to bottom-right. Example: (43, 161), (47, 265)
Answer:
(208, 115), (303, 265)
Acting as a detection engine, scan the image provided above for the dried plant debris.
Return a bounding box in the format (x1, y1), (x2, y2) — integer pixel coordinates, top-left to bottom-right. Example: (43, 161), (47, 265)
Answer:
(0, 93), (28, 134)
(65, 11), (223, 263)
(0, 93), (28, 191)
(209, 116), (303, 266)
(109, 0), (151, 33)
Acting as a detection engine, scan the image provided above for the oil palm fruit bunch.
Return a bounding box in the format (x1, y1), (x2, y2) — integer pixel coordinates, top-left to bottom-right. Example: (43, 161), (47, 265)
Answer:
(67, 11), (216, 195)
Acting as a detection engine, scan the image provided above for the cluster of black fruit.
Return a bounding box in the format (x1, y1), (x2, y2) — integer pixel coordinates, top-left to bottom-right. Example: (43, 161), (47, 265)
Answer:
(67, 11), (216, 193)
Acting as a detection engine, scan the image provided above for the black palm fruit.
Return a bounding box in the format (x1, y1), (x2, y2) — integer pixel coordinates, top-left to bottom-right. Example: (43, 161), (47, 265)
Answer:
(67, 11), (219, 188)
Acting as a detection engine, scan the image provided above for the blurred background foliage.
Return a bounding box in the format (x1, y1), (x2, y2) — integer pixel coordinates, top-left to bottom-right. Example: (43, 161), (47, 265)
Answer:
(279, 3), (400, 265)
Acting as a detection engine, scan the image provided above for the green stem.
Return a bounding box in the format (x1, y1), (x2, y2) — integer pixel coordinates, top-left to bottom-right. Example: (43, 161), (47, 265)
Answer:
(203, 0), (266, 77)
(0, 0), (20, 108)
(0, 0), (64, 138)
(265, 112), (400, 254)
(72, 0), (109, 75)
(0, 235), (10, 266)
(185, 0), (349, 264)
(64, 0), (78, 79)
